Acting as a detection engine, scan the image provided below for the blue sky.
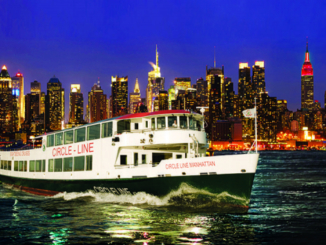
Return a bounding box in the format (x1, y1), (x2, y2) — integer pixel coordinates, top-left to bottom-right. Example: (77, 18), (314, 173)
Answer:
(1, 0), (326, 119)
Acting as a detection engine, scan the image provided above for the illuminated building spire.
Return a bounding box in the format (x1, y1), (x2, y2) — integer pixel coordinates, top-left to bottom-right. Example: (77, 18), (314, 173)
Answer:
(134, 78), (140, 93)
(156, 44), (159, 68)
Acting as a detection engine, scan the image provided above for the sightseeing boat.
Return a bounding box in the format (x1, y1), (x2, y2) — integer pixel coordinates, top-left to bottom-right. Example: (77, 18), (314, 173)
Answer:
(0, 110), (259, 207)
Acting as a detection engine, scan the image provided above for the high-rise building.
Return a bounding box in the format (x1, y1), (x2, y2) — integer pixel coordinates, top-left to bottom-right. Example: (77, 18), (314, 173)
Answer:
(111, 76), (128, 117)
(196, 78), (208, 107)
(252, 61), (265, 97)
(0, 65), (18, 133)
(224, 77), (234, 118)
(158, 90), (168, 111)
(209, 75), (223, 140)
(67, 84), (84, 127)
(24, 93), (40, 124)
(174, 77), (191, 92)
(206, 66), (224, 117)
(168, 85), (176, 110)
(185, 88), (197, 111)
(31, 80), (44, 114)
(45, 76), (65, 131)
(129, 78), (141, 114)
(301, 41), (314, 110)
(11, 71), (24, 126)
(88, 80), (107, 123)
(146, 45), (164, 112)
(238, 63), (253, 137)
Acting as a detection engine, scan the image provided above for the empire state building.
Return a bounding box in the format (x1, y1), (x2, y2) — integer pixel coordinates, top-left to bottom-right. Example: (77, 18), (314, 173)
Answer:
(301, 40), (314, 110)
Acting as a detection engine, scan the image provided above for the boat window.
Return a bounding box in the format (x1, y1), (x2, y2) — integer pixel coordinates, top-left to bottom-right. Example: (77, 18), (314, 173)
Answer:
(54, 158), (62, 172)
(117, 120), (130, 134)
(75, 128), (86, 143)
(47, 134), (54, 147)
(176, 154), (182, 159)
(55, 133), (63, 146)
(0, 161), (3, 169)
(180, 116), (188, 129)
(8, 161), (12, 171)
(64, 130), (73, 144)
(3, 161), (7, 170)
(24, 161), (27, 172)
(87, 124), (100, 141)
(151, 118), (155, 129)
(142, 154), (146, 164)
(14, 161), (18, 171)
(74, 156), (84, 171)
(189, 116), (194, 129)
(29, 160), (35, 172)
(19, 161), (24, 171)
(157, 117), (166, 129)
(120, 155), (127, 165)
(48, 159), (54, 172)
(152, 153), (173, 165)
(168, 116), (178, 128)
(64, 157), (73, 172)
(102, 122), (112, 138)
(42, 160), (45, 172)
(36, 160), (42, 172)
(86, 155), (92, 170)
(135, 123), (139, 130)
(146, 121), (148, 128)
(134, 153), (138, 166)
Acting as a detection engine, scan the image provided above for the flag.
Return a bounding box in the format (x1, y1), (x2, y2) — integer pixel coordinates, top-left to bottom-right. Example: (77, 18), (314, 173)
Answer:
(242, 108), (256, 118)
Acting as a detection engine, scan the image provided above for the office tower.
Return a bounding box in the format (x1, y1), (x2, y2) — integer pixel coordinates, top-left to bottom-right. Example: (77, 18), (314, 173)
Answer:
(224, 77), (234, 118)
(238, 63), (253, 137)
(45, 76), (65, 131)
(85, 104), (90, 123)
(209, 75), (223, 140)
(196, 78), (208, 107)
(11, 71), (24, 126)
(129, 78), (141, 114)
(67, 84), (84, 127)
(276, 100), (288, 132)
(24, 93), (40, 124)
(174, 77), (191, 92)
(171, 90), (186, 110)
(301, 41), (314, 110)
(185, 88), (197, 111)
(107, 97), (112, 119)
(233, 94), (240, 118)
(168, 85), (176, 110)
(158, 90), (168, 111)
(0, 65), (18, 133)
(88, 80), (107, 123)
(111, 76), (128, 117)
(252, 61), (265, 97)
(257, 92), (277, 142)
(146, 45), (165, 112)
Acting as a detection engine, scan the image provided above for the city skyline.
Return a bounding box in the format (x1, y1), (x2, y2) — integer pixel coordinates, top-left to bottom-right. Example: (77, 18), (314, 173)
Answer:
(1, 0), (326, 116)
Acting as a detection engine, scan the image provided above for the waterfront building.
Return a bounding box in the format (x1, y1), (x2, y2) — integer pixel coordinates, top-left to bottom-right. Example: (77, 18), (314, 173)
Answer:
(45, 76), (65, 131)
(129, 78), (141, 114)
(252, 61), (265, 97)
(301, 41), (314, 110)
(0, 65), (18, 134)
(158, 90), (168, 111)
(88, 80), (107, 123)
(67, 84), (84, 128)
(11, 71), (24, 126)
(111, 76), (128, 117)
(146, 45), (164, 112)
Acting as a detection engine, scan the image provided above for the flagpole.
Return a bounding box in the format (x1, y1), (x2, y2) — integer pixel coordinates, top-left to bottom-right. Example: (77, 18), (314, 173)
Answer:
(255, 97), (257, 153)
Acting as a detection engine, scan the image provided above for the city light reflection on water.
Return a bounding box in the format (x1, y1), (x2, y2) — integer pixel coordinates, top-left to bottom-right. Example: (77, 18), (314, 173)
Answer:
(0, 151), (326, 244)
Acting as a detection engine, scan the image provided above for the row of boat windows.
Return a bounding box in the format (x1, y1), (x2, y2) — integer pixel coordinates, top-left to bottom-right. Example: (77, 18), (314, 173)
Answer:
(0, 155), (92, 172)
(47, 122), (112, 147)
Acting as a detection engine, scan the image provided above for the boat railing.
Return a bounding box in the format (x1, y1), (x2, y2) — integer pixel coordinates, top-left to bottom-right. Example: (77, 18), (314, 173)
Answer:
(0, 145), (42, 152)
(114, 162), (159, 169)
(113, 127), (204, 136)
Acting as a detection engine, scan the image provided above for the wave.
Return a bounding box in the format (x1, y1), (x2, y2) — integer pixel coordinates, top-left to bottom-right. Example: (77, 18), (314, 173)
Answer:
(49, 183), (249, 210)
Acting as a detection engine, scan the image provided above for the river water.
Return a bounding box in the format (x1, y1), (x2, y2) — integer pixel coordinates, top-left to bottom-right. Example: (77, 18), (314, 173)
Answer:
(1, 151), (326, 244)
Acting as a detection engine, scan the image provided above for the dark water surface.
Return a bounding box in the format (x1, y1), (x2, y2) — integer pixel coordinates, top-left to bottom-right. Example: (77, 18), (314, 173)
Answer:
(1, 151), (326, 244)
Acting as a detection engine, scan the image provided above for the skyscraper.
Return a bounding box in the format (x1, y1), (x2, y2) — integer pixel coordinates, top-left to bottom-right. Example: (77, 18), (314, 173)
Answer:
(88, 80), (107, 123)
(174, 77), (191, 92)
(158, 90), (168, 111)
(196, 78), (208, 107)
(146, 45), (164, 112)
(206, 65), (224, 118)
(209, 75), (223, 140)
(301, 41), (314, 110)
(45, 76), (65, 131)
(129, 78), (141, 114)
(252, 61), (265, 97)
(68, 84), (84, 127)
(11, 71), (24, 126)
(0, 65), (18, 133)
(31, 80), (45, 114)
(224, 77), (234, 118)
(111, 76), (128, 117)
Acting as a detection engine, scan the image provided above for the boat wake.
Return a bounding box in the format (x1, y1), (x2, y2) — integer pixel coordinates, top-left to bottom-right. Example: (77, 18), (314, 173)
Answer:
(50, 183), (249, 211)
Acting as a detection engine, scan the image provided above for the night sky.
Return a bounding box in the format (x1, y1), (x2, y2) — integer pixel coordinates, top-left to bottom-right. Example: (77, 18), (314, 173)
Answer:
(1, 0), (326, 120)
